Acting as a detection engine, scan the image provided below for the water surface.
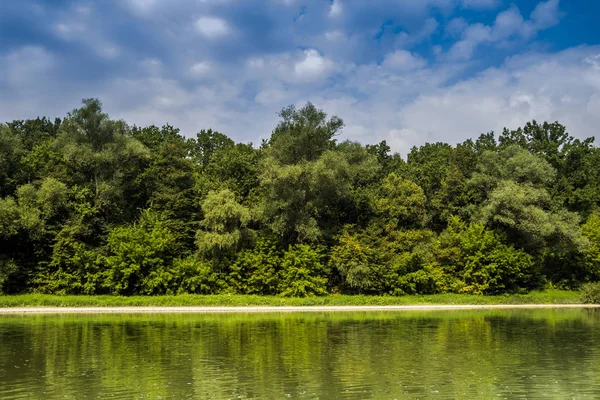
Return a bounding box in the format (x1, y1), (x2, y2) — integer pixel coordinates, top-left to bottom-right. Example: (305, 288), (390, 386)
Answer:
(1, 309), (598, 399)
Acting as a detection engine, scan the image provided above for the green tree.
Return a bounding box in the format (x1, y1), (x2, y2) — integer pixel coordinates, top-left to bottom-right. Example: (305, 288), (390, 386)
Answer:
(54, 99), (150, 223)
(372, 173), (427, 229)
(268, 103), (343, 164)
(0, 124), (24, 197)
(189, 129), (234, 168)
(196, 189), (252, 264)
(196, 143), (260, 200)
(577, 211), (600, 282)
(471, 145), (585, 253)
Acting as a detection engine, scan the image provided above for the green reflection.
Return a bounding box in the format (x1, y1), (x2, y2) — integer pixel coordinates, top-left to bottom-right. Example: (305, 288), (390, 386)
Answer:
(1, 309), (599, 399)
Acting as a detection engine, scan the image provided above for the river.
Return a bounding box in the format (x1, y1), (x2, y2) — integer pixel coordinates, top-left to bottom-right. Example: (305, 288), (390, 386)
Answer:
(1, 308), (598, 399)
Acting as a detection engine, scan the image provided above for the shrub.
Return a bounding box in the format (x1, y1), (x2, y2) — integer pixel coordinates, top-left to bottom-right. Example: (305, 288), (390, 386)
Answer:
(437, 217), (538, 294)
(0, 257), (19, 294)
(329, 230), (378, 293)
(279, 244), (328, 297)
(580, 282), (600, 304)
(228, 238), (281, 295)
(105, 210), (178, 295)
(169, 256), (221, 294)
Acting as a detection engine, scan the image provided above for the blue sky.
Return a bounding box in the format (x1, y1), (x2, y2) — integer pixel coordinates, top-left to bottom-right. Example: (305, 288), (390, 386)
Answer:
(1, 0), (599, 153)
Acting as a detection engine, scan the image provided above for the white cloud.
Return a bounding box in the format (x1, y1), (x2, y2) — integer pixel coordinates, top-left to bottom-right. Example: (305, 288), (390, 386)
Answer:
(126, 0), (158, 13)
(3, 44), (599, 156)
(446, 1), (562, 61)
(1, 47), (55, 87)
(325, 30), (344, 41)
(255, 85), (290, 106)
(246, 50), (335, 83)
(530, 0), (562, 29)
(1, 0), (595, 159)
(397, 46), (600, 152)
(190, 62), (212, 76)
(382, 50), (427, 71)
(124, 0), (172, 16)
(196, 16), (230, 38)
(447, 23), (491, 60)
(53, 5), (121, 60)
(55, 22), (85, 36)
(329, 0), (343, 17)
(493, 5), (526, 39)
(141, 58), (163, 75)
(293, 49), (334, 82)
(0, 47), (64, 122)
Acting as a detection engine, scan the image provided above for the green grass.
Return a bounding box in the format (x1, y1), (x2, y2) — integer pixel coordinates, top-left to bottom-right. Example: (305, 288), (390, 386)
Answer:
(0, 290), (584, 308)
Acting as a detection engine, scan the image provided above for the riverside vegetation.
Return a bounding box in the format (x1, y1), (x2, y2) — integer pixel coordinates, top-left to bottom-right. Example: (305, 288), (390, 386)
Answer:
(1, 99), (600, 298)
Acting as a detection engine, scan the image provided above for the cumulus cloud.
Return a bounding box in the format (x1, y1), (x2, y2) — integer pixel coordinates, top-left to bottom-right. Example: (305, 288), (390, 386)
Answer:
(530, 0), (562, 29)
(329, 0), (343, 17)
(447, 0), (563, 61)
(196, 16), (230, 37)
(397, 46), (600, 151)
(382, 50), (427, 71)
(294, 49), (334, 81)
(1, 47), (55, 87)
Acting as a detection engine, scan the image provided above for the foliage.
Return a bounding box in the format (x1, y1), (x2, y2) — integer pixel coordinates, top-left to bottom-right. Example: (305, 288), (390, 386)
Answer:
(472, 146), (585, 254)
(580, 282), (600, 304)
(0, 257), (19, 293)
(279, 244), (328, 297)
(268, 102), (343, 164)
(105, 210), (179, 295)
(329, 229), (381, 293)
(168, 256), (222, 295)
(196, 189), (252, 263)
(1, 99), (600, 296)
(436, 217), (538, 294)
(228, 238), (281, 295)
(372, 173), (427, 229)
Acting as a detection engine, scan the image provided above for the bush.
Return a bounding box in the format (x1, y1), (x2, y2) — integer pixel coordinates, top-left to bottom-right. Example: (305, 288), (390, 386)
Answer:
(0, 257), (19, 294)
(105, 210), (178, 295)
(437, 217), (538, 294)
(329, 230), (378, 293)
(228, 239), (281, 295)
(580, 282), (600, 304)
(34, 222), (108, 295)
(279, 244), (328, 297)
(169, 257), (221, 294)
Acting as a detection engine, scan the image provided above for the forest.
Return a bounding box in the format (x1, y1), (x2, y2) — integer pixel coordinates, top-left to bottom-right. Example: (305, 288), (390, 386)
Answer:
(1, 99), (599, 296)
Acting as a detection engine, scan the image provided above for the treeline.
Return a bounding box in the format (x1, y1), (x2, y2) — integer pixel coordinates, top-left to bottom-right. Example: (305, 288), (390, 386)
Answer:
(1, 99), (599, 296)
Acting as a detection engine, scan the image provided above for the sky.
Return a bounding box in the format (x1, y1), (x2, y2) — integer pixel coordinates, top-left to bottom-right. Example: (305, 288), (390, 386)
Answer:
(1, 0), (599, 153)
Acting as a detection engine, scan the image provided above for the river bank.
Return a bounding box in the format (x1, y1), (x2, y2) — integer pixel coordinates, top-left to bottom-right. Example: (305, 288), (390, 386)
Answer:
(0, 289), (586, 310)
(1, 303), (599, 314)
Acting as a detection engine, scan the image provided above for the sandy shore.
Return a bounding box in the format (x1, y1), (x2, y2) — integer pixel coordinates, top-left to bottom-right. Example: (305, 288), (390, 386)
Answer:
(0, 304), (598, 314)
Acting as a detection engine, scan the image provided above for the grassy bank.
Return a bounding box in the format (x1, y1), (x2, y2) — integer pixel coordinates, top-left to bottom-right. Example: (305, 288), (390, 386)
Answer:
(0, 290), (583, 308)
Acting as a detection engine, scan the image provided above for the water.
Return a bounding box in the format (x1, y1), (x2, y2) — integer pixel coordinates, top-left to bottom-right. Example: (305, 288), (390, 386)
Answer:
(0, 309), (599, 399)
